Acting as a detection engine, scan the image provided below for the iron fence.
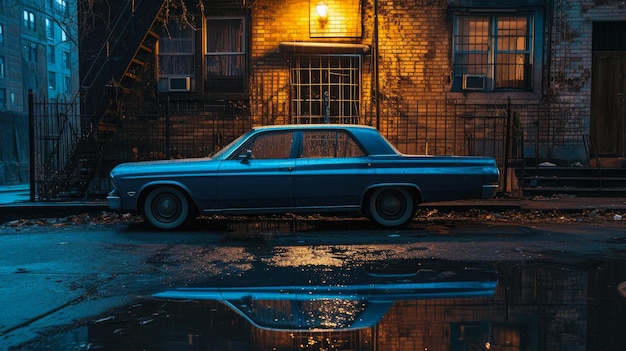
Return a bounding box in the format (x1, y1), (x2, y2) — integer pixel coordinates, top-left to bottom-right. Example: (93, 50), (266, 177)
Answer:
(30, 91), (83, 200)
(31, 94), (521, 200)
(376, 100), (524, 192)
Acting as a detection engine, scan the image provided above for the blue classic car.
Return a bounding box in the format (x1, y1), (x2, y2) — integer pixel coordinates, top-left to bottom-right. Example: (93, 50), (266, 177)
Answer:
(107, 124), (499, 229)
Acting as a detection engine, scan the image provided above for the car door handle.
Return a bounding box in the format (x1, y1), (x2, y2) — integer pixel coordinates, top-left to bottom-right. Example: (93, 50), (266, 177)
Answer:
(279, 167), (294, 171)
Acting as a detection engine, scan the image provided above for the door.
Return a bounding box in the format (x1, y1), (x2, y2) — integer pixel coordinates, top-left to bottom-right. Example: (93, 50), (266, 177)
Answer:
(217, 131), (296, 211)
(294, 130), (373, 209)
(590, 22), (626, 157)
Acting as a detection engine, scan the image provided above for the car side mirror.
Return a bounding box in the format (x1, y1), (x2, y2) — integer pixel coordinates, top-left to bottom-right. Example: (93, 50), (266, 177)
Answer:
(240, 149), (253, 163)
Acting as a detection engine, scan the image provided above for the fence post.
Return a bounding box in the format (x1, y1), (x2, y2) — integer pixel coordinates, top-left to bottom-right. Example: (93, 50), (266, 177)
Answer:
(166, 96), (170, 159)
(504, 97), (512, 194)
(323, 91), (329, 123)
(28, 89), (35, 201)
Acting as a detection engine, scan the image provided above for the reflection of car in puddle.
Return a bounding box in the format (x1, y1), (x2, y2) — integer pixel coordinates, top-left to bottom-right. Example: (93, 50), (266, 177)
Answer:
(17, 259), (626, 350)
(153, 260), (497, 331)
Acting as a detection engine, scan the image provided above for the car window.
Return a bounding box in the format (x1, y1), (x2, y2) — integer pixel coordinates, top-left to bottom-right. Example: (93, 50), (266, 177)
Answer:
(242, 131), (294, 159)
(301, 131), (365, 158)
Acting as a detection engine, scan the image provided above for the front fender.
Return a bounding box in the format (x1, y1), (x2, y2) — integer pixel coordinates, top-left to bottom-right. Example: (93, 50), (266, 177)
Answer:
(133, 181), (195, 210)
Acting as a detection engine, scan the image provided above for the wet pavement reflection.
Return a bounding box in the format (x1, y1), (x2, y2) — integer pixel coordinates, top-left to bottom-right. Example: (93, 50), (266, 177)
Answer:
(18, 258), (626, 351)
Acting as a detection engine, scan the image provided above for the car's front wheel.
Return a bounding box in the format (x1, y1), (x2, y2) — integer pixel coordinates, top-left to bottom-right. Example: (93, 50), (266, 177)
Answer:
(143, 186), (190, 230)
(368, 187), (415, 227)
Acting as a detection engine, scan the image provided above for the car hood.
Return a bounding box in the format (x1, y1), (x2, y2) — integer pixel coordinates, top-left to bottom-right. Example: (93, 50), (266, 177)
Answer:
(111, 157), (217, 178)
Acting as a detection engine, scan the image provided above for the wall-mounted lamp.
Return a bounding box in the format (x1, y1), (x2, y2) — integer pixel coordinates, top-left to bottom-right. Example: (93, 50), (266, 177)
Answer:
(315, 1), (329, 22)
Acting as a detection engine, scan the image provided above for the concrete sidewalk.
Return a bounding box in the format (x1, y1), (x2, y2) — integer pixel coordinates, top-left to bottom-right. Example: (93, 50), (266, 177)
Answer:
(2, 183), (626, 224)
(0, 184), (108, 224)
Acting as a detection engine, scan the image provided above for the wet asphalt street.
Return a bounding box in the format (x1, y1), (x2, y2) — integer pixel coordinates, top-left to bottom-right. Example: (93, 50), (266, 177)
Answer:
(1, 213), (626, 349)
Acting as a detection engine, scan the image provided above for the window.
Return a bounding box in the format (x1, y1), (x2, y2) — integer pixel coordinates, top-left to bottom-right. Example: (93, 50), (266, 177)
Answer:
(453, 14), (533, 91)
(62, 51), (70, 68)
(0, 89), (5, 111)
(51, 0), (68, 16)
(290, 55), (361, 124)
(24, 42), (37, 62)
(23, 10), (35, 31)
(64, 76), (71, 93)
(240, 131), (294, 159)
(205, 17), (246, 93)
(0, 25), (4, 46)
(46, 18), (54, 38)
(48, 71), (56, 90)
(158, 23), (194, 92)
(301, 131), (365, 158)
(0, 56), (4, 78)
(48, 45), (55, 64)
(61, 28), (67, 41)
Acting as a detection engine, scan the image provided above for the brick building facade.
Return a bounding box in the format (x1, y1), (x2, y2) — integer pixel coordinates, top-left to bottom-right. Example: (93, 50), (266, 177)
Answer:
(81, 0), (626, 179)
(70, 0), (626, 194)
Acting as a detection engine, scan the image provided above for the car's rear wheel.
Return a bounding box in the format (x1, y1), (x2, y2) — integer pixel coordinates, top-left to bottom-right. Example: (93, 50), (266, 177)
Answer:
(368, 187), (415, 227)
(143, 186), (190, 230)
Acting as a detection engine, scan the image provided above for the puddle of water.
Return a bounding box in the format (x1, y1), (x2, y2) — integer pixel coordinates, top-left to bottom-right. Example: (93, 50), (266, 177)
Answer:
(16, 259), (626, 351)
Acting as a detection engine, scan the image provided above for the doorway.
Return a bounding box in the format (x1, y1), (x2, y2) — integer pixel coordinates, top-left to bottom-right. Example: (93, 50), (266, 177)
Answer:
(590, 22), (626, 157)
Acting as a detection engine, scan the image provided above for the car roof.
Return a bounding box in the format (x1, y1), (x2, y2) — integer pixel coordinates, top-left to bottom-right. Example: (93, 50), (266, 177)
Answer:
(247, 124), (398, 156)
(250, 124), (378, 132)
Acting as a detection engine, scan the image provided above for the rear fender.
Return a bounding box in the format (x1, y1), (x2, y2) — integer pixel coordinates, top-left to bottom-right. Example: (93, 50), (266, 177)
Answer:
(361, 183), (423, 212)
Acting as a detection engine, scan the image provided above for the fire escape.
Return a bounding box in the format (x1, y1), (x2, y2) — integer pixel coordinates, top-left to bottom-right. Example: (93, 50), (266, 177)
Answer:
(60, 0), (166, 199)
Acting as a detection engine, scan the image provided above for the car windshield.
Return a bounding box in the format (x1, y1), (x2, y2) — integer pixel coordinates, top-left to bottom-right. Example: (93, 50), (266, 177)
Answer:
(208, 131), (253, 159)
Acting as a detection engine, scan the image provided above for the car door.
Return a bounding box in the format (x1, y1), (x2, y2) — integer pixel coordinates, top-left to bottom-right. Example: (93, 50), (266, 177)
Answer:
(294, 129), (374, 209)
(217, 130), (296, 211)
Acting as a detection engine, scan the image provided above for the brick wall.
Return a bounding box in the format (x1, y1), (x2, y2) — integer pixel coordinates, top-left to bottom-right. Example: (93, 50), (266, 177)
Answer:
(249, 0), (626, 165)
(546, 0), (626, 163)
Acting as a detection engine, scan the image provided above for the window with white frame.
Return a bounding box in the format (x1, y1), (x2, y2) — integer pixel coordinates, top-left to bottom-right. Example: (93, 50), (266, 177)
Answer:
(205, 17), (246, 93)
(452, 14), (533, 91)
(290, 55), (361, 124)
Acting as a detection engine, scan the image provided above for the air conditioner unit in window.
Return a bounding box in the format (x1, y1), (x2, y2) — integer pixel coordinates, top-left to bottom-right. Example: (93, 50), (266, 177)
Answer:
(167, 76), (191, 92)
(462, 74), (486, 90)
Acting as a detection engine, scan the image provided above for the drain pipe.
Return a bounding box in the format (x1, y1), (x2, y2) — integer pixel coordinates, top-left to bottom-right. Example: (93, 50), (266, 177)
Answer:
(373, 0), (380, 129)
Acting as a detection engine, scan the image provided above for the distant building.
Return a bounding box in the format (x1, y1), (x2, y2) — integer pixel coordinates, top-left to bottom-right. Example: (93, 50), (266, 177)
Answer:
(0, 0), (79, 185)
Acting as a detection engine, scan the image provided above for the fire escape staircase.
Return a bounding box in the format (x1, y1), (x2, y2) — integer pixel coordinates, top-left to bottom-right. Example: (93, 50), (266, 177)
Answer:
(61, 0), (166, 199)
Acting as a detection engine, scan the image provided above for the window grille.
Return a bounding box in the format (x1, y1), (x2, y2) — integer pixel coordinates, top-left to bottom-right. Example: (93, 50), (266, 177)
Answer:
(290, 55), (361, 124)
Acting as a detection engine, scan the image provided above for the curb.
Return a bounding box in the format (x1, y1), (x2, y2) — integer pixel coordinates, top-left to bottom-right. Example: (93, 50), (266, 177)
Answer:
(0, 202), (109, 224)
